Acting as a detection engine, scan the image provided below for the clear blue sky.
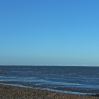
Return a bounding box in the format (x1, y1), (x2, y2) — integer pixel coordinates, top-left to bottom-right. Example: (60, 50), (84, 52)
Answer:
(0, 0), (99, 66)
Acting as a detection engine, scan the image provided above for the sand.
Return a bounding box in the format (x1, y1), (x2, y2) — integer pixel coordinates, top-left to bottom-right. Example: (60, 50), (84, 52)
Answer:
(0, 84), (99, 99)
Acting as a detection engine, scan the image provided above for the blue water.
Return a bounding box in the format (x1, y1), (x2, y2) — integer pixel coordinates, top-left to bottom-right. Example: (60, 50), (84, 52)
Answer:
(0, 66), (99, 94)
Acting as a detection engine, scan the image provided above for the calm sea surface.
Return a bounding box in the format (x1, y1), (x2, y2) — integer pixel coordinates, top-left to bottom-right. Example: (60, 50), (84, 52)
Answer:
(0, 66), (99, 94)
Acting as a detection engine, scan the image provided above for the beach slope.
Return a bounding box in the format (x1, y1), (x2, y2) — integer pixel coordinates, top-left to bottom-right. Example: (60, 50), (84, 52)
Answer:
(0, 84), (99, 99)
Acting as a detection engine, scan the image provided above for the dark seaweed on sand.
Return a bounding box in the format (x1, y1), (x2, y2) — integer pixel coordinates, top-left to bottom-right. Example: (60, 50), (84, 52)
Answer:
(91, 94), (99, 97)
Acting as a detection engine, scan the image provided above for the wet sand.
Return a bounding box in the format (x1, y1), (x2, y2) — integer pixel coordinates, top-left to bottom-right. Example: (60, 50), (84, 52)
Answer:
(0, 84), (99, 99)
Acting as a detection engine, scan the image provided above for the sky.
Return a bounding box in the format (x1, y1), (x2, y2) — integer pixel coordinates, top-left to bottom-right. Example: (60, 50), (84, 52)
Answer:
(0, 0), (99, 66)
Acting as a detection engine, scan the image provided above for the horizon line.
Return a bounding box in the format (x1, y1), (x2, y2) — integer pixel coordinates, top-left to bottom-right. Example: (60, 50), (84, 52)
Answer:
(0, 65), (99, 67)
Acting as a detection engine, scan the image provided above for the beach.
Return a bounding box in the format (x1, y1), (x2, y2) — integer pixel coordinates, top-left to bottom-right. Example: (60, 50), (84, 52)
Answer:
(0, 84), (99, 99)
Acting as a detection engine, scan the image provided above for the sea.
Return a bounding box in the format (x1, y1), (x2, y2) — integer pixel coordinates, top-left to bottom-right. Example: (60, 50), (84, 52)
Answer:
(0, 66), (99, 95)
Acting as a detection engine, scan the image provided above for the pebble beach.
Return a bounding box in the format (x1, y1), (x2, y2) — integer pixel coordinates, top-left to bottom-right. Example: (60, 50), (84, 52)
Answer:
(0, 84), (99, 99)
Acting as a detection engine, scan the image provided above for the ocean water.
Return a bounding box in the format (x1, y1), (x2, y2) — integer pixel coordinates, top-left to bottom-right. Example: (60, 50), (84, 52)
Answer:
(0, 66), (99, 95)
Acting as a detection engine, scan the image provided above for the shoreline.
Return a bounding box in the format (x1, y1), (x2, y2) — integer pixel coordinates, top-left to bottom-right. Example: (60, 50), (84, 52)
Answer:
(0, 84), (99, 99)
(0, 81), (99, 95)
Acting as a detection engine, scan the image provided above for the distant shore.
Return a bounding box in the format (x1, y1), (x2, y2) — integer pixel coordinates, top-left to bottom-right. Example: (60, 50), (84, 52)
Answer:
(0, 84), (99, 99)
